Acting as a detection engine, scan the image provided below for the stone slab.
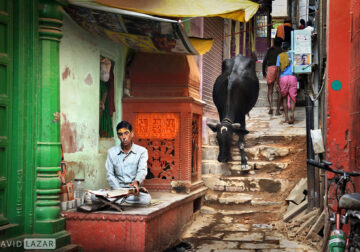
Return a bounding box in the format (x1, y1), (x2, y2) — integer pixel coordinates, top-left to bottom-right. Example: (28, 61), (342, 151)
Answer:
(196, 240), (239, 250)
(218, 192), (253, 204)
(201, 206), (256, 215)
(223, 232), (264, 242)
(212, 223), (251, 232)
(283, 199), (308, 222)
(251, 223), (273, 231)
(286, 177), (307, 204)
(240, 243), (279, 249)
(181, 214), (216, 239)
(251, 199), (283, 206)
(202, 174), (286, 193)
(205, 190), (220, 202)
(200, 206), (218, 215)
(264, 232), (285, 241)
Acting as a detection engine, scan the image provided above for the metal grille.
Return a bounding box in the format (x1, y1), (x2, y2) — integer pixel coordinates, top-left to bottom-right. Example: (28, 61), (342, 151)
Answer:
(202, 17), (224, 119)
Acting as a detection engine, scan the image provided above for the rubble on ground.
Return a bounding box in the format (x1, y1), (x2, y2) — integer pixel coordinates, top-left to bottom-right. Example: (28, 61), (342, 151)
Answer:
(277, 178), (325, 250)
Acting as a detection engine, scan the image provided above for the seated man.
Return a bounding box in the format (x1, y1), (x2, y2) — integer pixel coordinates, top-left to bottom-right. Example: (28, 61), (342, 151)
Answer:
(91, 121), (151, 206)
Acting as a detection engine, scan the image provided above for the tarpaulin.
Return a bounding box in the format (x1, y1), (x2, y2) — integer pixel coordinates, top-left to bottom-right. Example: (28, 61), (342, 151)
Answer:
(66, 2), (214, 55)
(94, 0), (259, 22)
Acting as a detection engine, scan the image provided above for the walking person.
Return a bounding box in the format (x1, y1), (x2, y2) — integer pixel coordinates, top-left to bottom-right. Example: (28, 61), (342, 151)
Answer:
(299, 19), (306, 29)
(276, 42), (297, 124)
(262, 37), (283, 115)
(275, 18), (293, 44)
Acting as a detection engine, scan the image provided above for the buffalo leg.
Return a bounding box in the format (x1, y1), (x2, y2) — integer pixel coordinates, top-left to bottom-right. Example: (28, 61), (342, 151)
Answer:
(238, 116), (250, 171)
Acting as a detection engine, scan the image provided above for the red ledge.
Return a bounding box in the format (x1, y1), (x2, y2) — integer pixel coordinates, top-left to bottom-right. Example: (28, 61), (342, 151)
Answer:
(61, 187), (207, 222)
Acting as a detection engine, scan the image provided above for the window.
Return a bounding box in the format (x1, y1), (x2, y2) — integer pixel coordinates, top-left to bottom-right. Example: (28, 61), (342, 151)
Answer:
(99, 56), (115, 138)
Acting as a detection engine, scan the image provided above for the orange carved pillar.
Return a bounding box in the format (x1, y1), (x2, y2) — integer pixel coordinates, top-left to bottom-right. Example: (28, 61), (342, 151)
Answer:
(123, 52), (204, 192)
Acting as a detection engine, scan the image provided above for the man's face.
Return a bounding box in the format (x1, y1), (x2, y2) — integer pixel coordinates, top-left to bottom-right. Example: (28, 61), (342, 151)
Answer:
(117, 129), (134, 148)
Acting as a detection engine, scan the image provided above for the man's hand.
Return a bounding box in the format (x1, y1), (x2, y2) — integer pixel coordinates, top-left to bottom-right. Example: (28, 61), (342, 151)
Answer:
(129, 181), (139, 196)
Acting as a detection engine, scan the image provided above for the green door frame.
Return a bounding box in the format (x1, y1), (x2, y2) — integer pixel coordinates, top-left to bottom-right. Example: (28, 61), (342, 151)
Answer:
(1, 0), (40, 239)
(2, 0), (70, 248)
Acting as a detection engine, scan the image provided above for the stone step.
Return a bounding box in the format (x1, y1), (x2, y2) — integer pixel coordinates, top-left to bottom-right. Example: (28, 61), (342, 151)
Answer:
(204, 191), (284, 207)
(200, 205), (262, 216)
(202, 145), (296, 162)
(202, 160), (289, 175)
(202, 174), (293, 193)
(199, 206), (285, 223)
(207, 131), (306, 148)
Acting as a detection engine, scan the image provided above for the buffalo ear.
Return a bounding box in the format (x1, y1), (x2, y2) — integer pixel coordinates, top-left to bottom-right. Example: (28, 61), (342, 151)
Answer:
(207, 122), (219, 132)
(232, 123), (241, 130)
(232, 123), (249, 135)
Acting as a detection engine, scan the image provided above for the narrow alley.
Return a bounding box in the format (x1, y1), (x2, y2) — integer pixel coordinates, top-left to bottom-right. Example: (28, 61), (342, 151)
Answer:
(1, 0), (359, 251)
(179, 77), (318, 251)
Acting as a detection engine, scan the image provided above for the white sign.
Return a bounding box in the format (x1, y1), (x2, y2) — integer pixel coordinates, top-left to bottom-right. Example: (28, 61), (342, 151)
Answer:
(294, 33), (311, 54)
(24, 239), (56, 250)
(292, 29), (312, 74)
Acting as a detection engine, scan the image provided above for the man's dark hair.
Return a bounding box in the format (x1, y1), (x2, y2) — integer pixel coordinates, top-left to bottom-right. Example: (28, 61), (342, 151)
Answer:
(284, 18), (292, 24)
(307, 20), (313, 27)
(116, 121), (133, 132)
(300, 19), (306, 26)
(281, 42), (291, 50)
(274, 37), (282, 47)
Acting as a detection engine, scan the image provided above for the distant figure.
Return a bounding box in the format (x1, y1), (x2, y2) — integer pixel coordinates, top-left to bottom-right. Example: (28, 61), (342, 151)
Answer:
(275, 18), (293, 43)
(299, 19), (306, 29)
(262, 37), (283, 115)
(304, 20), (314, 33)
(276, 42), (297, 124)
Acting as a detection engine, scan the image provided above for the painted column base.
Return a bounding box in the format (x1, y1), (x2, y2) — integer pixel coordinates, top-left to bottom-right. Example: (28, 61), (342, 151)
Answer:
(34, 218), (66, 234)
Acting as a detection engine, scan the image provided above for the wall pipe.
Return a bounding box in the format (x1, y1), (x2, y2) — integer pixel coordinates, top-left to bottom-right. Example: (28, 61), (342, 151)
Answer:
(306, 95), (315, 209)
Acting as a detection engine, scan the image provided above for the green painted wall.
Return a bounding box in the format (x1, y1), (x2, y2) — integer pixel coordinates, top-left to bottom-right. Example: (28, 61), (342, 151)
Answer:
(59, 14), (127, 190)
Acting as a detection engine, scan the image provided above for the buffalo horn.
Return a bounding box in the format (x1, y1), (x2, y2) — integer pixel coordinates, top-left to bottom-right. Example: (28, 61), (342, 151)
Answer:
(207, 121), (219, 132)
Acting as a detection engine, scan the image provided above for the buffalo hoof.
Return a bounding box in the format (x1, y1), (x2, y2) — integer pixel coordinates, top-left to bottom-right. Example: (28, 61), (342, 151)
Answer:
(241, 164), (250, 171)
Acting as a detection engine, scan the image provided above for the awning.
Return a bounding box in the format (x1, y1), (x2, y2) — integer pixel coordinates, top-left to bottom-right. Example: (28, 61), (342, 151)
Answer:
(66, 1), (259, 55)
(94, 0), (259, 22)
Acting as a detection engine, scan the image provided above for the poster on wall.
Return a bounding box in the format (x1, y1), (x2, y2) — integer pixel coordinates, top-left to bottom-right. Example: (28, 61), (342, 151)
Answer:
(256, 15), (267, 37)
(292, 29), (312, 73)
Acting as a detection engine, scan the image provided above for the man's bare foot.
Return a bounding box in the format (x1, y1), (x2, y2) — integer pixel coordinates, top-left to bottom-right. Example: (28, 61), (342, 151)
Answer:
(289, 114), (294, 124)
(268, 108), (273, 115)
(275, 110), (281, 116)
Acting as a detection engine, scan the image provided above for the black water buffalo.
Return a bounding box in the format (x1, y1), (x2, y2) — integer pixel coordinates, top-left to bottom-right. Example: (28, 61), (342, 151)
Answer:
(207, 54), (259, 170)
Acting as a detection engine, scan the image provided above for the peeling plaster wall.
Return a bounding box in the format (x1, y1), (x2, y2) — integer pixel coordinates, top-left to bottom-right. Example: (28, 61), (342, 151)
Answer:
(60, 14), (127, 189)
